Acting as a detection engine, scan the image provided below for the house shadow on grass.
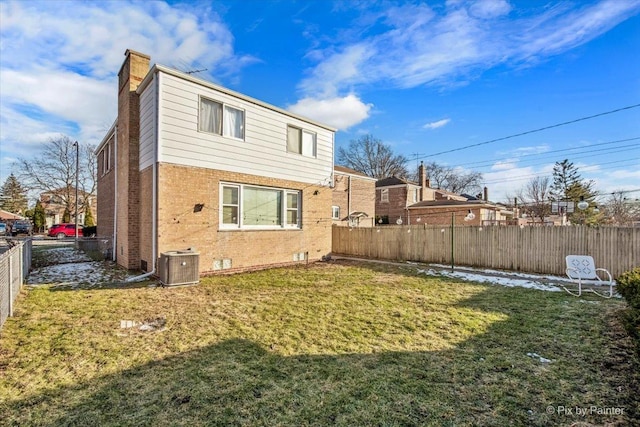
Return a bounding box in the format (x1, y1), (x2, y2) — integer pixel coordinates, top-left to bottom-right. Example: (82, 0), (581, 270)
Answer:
(5, 267), (639, 426)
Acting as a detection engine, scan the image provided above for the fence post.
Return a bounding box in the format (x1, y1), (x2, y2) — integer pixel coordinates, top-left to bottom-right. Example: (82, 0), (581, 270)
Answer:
(451, 212), (455, 272)
(8, 251), (13, 317)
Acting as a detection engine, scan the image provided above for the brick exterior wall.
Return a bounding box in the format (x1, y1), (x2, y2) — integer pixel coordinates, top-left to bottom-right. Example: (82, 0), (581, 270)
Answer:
(115, 50), (150, 270)
(139, 166), (154, 271)
(331, 173), (375, 227)
(150, 163), (332, 274)
(376, 186), (414, 225)
(96, 134), (116, 241)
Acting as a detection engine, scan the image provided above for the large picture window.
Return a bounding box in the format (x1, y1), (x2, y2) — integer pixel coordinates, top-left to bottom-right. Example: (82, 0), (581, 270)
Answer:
(220, 183), (301, 229)
(287, 125), (316, 157)
(199, 97), (245, 140)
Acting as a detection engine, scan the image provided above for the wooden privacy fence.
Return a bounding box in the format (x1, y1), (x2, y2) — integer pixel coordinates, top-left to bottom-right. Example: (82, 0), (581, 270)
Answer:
(332, 225), (640, 278)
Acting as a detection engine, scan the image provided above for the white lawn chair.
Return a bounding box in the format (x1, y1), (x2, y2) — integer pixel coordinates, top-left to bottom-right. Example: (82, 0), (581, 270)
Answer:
(564, 255), (615, 298)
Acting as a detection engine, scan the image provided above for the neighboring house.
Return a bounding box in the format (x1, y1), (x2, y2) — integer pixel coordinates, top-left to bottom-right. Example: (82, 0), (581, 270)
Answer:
(39, 189), (97, 229)
(375, 162), (467, 224)
(0, 210), (26, 231)
(376, 162), (512, 226)
(0, 210), (25, 222)
(96, 50), (335, 275)
(408, 199), (514, 226)
(332, 166), (376, 227)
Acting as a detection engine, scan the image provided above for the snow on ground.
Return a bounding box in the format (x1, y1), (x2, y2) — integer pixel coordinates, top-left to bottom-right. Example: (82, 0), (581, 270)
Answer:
(27, 246), (142, 290)
(418, 265), (564, 292)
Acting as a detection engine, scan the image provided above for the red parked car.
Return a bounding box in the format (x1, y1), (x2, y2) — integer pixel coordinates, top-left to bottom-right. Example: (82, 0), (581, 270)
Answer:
(48, 223), (84, 239)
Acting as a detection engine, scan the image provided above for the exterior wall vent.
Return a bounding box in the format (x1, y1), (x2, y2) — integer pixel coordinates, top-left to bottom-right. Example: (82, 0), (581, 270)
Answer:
(159, 250), (200, 286)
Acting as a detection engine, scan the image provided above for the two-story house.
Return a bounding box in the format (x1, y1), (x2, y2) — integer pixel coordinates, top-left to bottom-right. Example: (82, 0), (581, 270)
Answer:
(375, 162), (466, 224)
(96, 50), (335, 275)
(332, 166), (376, 227)
(39, 189), (97, 229)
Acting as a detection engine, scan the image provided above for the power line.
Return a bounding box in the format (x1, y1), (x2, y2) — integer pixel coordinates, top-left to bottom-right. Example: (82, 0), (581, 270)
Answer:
(471, 145), (639, 173)
(415, 104), (640, 160)
(481, 158), (639, 185)
(449, 137), (640, 169)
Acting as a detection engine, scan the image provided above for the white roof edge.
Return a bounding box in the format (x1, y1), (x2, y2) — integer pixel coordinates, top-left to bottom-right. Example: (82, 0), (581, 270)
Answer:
(137, 64), (337, 133)
(95, 120), (116, 154)
(334, 170), (377, 182)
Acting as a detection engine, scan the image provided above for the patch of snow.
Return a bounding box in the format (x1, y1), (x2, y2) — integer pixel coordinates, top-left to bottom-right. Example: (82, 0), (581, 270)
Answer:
(417, 268), (563, 292)
(28, 246), (140, 289)
(527, 352), (552, 363)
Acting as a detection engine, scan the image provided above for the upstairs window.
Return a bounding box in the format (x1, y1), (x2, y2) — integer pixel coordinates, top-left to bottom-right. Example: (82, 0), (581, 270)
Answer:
(287, 125), (316, 157)
(381, 189), (389, 203)
(199, 97), (245, 140)
(100, 142), (111, 176)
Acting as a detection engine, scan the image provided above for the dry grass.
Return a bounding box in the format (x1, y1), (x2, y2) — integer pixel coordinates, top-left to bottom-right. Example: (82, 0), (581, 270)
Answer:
(0, 258), (638, 426)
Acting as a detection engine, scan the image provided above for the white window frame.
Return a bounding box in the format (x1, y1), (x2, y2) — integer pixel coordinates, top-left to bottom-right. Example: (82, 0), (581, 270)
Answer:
(100, 142), (111, 176)
(381, 189), (389, 203)
(287, 125), (316, 157)
(219, 183), (302, 230)
(332, 206), (340, 220)
(199, 96), (245, 141)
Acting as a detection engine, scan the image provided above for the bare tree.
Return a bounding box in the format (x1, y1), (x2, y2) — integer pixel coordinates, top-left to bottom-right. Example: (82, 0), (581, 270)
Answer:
(516, 176), (551, 223)
(421, 162), (482, 195)
(15, 135), (96, 214)
(601, 191), (640, 226)
(337, 135), (408, 179)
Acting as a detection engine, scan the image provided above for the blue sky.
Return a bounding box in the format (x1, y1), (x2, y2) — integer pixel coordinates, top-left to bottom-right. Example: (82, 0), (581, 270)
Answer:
(1, 0), (639, 203)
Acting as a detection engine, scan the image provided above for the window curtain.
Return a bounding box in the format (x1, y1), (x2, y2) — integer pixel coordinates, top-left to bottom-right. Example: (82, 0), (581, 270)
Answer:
(200, 99), (222, 134)
(224, 106), (244, 139)
(302, 131), (315, 157)
(287, 126), (300, 153)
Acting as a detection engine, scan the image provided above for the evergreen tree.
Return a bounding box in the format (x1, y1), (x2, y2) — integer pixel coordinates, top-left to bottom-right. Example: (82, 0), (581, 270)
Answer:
(550, 159), (580, 201)
(33, 200), (46, 232)
(550, 159), (597, 225)
(84, 203), (95, 227)
(0, 174), (28, 214)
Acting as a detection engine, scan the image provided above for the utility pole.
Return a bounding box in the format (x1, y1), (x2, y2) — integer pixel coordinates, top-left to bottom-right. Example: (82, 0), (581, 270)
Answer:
(73, 141), (79, 247)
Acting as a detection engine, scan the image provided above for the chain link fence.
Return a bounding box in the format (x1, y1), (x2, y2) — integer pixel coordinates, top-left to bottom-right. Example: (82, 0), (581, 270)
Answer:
(0, 239), (32, 331)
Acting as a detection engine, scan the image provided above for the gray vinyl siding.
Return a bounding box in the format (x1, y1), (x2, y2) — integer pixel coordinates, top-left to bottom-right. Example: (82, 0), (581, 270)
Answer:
(138, 71), (334, 185)
(139, 73), (157, 170)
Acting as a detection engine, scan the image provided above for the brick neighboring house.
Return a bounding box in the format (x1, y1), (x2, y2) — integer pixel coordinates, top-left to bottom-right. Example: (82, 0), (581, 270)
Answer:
(39, 189), (97, 229)
(332, 166), (376, 227)
(376, 162), (512, 225)
(376, 162), (467, 224)
(95, 49), (336, 275)
(408, 199), (514, 226)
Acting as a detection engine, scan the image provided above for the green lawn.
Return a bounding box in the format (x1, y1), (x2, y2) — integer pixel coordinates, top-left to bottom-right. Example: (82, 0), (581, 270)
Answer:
(1, 259), (638, 426)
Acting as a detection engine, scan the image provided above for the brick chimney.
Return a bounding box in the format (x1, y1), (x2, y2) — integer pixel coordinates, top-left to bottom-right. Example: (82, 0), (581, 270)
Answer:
(418, 161), (426, 201)
(483, 186), (489, 201)
(116, 49), (150, 270)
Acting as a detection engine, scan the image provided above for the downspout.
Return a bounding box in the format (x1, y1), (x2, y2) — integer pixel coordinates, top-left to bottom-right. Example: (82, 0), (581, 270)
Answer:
(112, 126), (118, 261)
(127, 72), (159, 282)
(347, 175), (352, 225)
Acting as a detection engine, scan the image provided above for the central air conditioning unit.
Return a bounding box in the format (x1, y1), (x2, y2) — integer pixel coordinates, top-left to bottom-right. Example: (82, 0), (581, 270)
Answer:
(159, 249), (200, 286)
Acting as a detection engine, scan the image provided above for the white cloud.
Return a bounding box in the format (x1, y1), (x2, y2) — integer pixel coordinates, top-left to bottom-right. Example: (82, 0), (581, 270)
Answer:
(298, 0), (640, 95)
(0, 0), (255, 183)
(287, 94), (373, 130)
(423, 119), (451, 130)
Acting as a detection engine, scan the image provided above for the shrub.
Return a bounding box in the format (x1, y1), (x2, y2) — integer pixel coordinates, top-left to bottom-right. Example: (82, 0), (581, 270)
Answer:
(617, 267), (640, 309)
